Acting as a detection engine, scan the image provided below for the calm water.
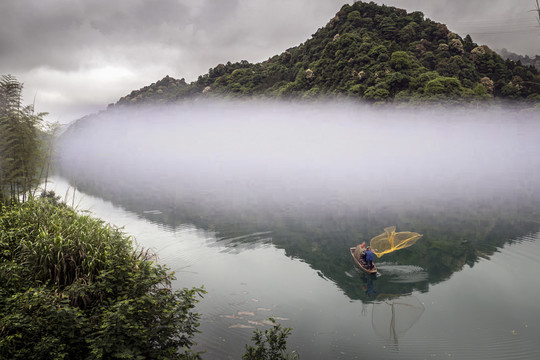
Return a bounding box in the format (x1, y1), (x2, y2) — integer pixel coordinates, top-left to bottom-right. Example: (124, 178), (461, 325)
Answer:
(48, 176), (540, 360)
(54, 103), (540, 359)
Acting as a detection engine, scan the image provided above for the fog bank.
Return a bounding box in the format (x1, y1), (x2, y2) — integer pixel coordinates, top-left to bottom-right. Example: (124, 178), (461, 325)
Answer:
(58, 101), (540, 218)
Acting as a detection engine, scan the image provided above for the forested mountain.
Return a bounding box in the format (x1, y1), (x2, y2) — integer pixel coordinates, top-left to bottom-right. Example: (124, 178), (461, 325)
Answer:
(114, 1), (540, 106)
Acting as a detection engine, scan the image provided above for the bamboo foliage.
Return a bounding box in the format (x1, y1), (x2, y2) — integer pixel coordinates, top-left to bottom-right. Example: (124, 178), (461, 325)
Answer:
(0, 74), (47, 203)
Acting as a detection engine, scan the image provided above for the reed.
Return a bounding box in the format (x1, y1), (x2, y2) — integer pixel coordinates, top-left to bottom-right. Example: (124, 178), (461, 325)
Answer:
(0, 197), (204, 359)
(2, 199), (133, 297)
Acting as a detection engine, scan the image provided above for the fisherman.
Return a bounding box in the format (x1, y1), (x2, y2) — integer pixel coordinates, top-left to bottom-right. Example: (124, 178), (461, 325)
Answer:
(356, 242), (367, 264)
(360, 250), (367, 264)
(365, 246), (375, 270)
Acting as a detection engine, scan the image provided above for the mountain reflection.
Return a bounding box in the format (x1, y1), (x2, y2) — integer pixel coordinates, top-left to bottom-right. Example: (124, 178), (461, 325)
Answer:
(57, 102), (540, 301)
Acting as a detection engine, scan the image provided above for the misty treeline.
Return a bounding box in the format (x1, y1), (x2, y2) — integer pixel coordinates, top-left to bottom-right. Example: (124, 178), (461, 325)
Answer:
(0, 74), (57, 203)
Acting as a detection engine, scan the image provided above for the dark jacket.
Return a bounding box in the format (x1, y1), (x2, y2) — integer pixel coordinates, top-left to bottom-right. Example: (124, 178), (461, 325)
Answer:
(365, 250), (374, 262)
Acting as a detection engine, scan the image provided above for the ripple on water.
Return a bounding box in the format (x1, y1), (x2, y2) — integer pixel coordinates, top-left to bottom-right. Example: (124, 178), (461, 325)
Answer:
(370, 325), (539, 360)
(504, 232), (540, 266)
(376, 263), (429, 283)
(372, 235), (540, 360)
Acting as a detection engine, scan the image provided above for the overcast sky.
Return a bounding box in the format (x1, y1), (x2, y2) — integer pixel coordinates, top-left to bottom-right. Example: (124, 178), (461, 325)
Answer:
(1, 0), (539, 123)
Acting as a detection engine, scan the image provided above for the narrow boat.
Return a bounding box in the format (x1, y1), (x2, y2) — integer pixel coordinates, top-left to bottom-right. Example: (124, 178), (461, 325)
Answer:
(350, 247), (377, 274)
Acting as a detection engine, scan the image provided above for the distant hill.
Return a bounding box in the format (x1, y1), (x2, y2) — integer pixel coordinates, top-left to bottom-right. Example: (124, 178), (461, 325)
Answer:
(113, 1), (539, 106)
(497, 48), (540, 70)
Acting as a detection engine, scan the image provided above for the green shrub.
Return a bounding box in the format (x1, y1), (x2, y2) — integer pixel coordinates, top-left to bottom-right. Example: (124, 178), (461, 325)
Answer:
(0, 198), (205, 359)
(242, 318), (298, 360)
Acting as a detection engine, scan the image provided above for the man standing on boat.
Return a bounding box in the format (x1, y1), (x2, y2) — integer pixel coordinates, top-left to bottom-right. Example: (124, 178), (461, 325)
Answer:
(365, 246), (375, 270)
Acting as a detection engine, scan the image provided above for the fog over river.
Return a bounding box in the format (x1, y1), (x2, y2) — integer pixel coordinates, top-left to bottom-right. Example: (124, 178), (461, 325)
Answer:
(59, 101), (540, 214)
(55, 101), (540, 359)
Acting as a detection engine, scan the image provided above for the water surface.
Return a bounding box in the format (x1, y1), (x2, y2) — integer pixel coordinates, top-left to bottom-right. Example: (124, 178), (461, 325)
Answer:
(54, 103), (540, 359)
(47, 176), (540, 359)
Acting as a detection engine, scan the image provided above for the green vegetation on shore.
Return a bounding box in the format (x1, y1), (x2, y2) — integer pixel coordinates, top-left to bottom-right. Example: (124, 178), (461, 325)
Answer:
(2, 74), (208, 356)
(1, 74), (299, 359)
(0, 197), (205, 359)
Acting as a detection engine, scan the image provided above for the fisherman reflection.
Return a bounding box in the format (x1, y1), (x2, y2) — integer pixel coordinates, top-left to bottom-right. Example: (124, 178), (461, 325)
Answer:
(362, 275), (377, 299)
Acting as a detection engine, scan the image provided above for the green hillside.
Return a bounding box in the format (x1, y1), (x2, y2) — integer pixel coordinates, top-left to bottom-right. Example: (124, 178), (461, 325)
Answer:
(115, 1), (539, 105)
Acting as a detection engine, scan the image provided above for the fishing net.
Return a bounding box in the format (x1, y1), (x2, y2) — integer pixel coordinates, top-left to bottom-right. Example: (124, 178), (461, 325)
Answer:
(370, 226), (422, 258)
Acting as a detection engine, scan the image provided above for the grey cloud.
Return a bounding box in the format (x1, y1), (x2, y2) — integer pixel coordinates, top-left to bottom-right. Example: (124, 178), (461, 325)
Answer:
(0, 1), (88, 71)
(0, 0), (192, 71)
(0, 0), (538, 122)
(88, 0), (190, 39)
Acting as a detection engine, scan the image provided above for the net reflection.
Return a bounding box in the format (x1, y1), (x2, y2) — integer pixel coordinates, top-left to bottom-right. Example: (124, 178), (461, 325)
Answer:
(371, 295), (425, 351)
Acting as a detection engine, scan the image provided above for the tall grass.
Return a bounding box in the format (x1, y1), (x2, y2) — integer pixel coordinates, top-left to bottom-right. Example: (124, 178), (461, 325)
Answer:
(1, 198), (137, 307)
(0, 197), (204, 359)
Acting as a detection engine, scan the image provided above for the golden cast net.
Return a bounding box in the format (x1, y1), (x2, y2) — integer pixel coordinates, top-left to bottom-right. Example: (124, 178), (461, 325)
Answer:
(370, 226), (422, 258)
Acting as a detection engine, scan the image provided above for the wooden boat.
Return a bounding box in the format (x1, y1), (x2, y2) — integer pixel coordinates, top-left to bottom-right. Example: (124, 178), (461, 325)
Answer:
(350, 247), (377, 274)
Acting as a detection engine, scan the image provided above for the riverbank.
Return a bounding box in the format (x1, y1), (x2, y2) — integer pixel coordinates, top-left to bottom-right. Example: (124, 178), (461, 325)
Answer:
(0, 196), (204, 359)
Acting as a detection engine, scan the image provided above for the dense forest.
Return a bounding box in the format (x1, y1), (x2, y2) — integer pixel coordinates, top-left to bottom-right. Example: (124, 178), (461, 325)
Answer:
(112, 1), (540, 106)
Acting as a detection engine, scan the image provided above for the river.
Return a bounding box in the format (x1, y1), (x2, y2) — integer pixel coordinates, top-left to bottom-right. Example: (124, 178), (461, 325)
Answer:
(46, 175), (540, 359)
(53, 102), (540, 359)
